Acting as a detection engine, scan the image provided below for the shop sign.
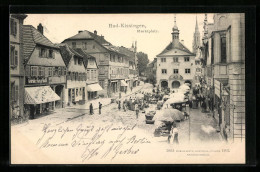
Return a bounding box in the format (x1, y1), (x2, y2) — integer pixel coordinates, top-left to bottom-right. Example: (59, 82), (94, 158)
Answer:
(26, 77), (48, 84)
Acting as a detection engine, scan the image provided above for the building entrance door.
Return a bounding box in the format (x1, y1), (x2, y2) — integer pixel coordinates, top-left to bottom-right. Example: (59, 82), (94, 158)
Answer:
(172, 81), (180, 88)
(161, 81), (168, 89)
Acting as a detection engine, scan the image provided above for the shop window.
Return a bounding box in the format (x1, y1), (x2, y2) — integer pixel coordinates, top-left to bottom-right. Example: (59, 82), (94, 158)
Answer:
(185, 68), (191, 74)
(173, 69), (178, 74)
(161, 69), (167, 74)
(10, 18), (17, 36)
(184, 57), (190, 62)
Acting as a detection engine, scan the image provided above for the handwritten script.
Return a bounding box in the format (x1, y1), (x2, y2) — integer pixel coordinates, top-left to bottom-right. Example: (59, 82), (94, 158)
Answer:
(36, 123), (151, 162)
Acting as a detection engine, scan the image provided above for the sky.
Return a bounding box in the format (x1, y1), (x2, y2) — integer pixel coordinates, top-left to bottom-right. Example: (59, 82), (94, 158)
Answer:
(24, 14), (214, 61)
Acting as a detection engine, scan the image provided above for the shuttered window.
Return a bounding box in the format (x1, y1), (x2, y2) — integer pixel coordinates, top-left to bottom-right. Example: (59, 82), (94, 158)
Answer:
(10, 18), (17, 36)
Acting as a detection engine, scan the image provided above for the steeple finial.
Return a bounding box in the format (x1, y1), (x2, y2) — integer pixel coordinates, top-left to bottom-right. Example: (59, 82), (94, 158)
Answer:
(174, 14), (176, 26)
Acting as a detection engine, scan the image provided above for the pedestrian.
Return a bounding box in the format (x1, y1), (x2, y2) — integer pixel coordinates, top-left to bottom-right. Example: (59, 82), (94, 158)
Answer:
(183, 111), (189, 120)
(98, 102), (102, 115)
(131, 87), (133, 92)
(89, 103), (93, 115)
(125, 88), (127, 94)
(171, 125), (179, 144)
(118, 100), (121, 110)
(135, 103), (139, 119)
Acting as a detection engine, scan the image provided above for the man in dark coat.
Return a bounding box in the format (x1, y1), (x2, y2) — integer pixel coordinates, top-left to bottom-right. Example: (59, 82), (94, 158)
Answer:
(90, 103), (93, 115)
(98, 102), (102, 115)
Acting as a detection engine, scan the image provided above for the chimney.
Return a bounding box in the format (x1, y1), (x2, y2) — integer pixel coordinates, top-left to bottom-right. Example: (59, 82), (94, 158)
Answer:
(78, 30), (83, 33)
(37, 23), (43, 35)
(181, 40), (184, 44)
(94, 30), (97, 35)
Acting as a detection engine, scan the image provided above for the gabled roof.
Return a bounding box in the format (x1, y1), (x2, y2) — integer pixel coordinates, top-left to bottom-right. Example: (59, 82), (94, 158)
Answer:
(62, 30), (111, 45)
(23, 25), (58, 61)
(59, 44), (84, 67)
(117, 46), (135, 61)
(73, 48), (98, 69)
(157, 41), (195, 56)
(103, 45), (126, 57)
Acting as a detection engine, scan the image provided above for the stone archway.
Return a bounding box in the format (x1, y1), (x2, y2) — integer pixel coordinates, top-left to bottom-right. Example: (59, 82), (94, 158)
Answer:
(161, 81), (168, 89)
(172, 81), (180, 88)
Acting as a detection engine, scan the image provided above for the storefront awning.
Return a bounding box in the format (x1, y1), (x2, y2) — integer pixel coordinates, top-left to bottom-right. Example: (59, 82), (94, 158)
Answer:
(24, 86), (60, 104)
(86, 83), (103, 92)
(120, 80), (128, 87)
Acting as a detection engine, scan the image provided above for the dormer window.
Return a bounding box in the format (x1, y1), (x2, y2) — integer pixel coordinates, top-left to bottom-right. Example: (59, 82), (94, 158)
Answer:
(40, 48), (46, 57)
(48, 50), (54, 58)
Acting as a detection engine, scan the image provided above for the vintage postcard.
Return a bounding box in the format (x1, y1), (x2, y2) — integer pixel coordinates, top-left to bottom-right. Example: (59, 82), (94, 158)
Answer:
(10, 13), (246, 164)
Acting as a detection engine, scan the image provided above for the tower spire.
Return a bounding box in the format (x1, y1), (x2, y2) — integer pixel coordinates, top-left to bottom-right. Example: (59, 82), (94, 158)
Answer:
(195, 15), (199, 31)
(172, 14), (179, 48)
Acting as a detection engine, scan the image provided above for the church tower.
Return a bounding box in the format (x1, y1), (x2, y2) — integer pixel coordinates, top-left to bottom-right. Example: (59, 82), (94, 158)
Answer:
(171, 14), (179, 48)
(192, 16), (201, 53)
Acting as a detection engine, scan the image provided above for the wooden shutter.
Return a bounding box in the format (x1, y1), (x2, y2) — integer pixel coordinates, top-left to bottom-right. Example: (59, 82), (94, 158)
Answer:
(14, 22), (17, 36)
(15, 85), (18, 102)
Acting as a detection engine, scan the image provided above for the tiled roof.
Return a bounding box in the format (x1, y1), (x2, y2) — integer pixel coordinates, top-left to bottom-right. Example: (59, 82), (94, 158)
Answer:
(117, 46), (135, 61)
(63, 30), (111, 45)
(73, 48), (97, 68)
(23, 25), (58, 61)
(59, 44), (88, 67)
(59, 44), (74, 66)
(157, 41), (195, 56)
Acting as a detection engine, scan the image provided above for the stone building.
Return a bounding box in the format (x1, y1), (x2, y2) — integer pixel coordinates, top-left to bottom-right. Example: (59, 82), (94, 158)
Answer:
(9, 14), (27, 119)
(201, 13), (245, 142)
(23, 24), (66, 119)
(156, 15), (196, 90)
(62, 30), (134, 97)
